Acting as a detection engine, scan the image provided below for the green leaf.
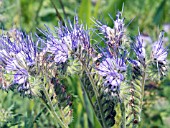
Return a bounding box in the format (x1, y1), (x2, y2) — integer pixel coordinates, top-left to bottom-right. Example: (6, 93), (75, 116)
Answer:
(78, 0), (91, 27)
(153, 0), (166, 25)
(93, 0), (101, 18)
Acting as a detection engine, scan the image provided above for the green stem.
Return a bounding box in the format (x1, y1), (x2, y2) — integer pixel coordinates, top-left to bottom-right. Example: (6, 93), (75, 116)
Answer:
(58, 0), (67, 19)
(80, 80), (95, 109)
(33, 106), (47, 123)
(81, 62), (107, 128)
(42, 83), (68, 128)
(120, 102), (126, 128)
(140, 65), (147, 121)
(50, 0), (65, 25)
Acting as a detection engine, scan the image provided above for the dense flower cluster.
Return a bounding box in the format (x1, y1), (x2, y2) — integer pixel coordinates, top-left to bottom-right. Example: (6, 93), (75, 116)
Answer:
(152, 31), (167, 64)
(96, 54), (126, 91)
(133, 34), (146, 66)
(0, 12), (169, 128)
(0, 30), (38, 94)
(151, 31), (168, 77)
(95, 12), (127, 92)
(43, 16), (90, 64)
(94, 12), (169, 95)
(96, 11), (125, 48)
(0, 14), (169, 97)
(0, 17), (92, 95)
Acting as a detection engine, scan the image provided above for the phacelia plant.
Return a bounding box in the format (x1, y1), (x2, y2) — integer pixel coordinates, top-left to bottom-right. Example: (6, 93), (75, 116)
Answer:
(0, 11), (169, 128)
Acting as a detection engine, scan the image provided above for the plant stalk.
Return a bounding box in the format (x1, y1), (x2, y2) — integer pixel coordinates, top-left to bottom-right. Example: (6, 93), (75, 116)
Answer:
(139, 65), (147, 123)
(42, 83), (68, 128)
(50, 0), (65, 25)
(81, 62), (107, 128)
(141, 66), (146, 109)
(120, 102), (126, 128)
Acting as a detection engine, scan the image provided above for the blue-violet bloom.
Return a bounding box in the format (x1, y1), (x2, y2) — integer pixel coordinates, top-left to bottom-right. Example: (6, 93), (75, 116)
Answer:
(152, 31), (167, 64)
(96, 55), (126, 91)
(0, 30), (37, 87)
(133, 34), (146, 66)
(97, 11), (125, 47)
(44, 16), (90, 64)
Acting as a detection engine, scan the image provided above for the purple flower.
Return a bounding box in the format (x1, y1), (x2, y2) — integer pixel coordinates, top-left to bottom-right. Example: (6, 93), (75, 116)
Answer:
(133, 34), (146, 66)
(14, 69), (28, 84)
(43, 16), (90, 63)
(96, 55), (126, 91)
(114, 11), (125, 33)
(65, 17), (90, 50)
(96, 11), (125, 47)
(128, 59), (140, 67)
(152, 31), (167, 63)
(115, 55), (127, 72)
(0, 30), (37, 87)
(46, 37), (69, 63)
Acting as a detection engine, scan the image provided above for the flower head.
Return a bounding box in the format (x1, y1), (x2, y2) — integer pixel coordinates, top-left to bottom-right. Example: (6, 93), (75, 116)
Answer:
(114, 11), (125, 33)
(0, 30), (38, 94)
(96, 53), (126, 91)
(43, 16), (90, 64)
(70, 16), (90, 50)
(133, 34), (146, 66)
(46, 37), (69, 64)
(96, 11), (125, 47)
(13, 69), (28, 85)
(152, 31), (167, 63)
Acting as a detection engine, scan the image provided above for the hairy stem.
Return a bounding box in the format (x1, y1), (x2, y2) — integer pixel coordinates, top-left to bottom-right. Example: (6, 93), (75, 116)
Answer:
(42, 82), (68, 128)
(141, 66), (146, 110)
(80, 80), (95, 109)
(138, 65), (147, 126)
(121, 102), (126, 128)
(81, 62), (107, 128)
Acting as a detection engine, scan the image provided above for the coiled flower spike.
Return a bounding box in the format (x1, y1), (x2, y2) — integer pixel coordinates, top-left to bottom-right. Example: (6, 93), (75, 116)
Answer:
(151, 31), (168, 77)
(42, 16), (90, 64)
(96, 52), (127, 92)
(133, 33), (146, 66)
(152, 31), (167, 64)
(0, 30), (39, 95)
(95, 11), (125, 48)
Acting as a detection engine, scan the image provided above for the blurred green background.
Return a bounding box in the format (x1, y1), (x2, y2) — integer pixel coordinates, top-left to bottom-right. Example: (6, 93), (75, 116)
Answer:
(0, 0), (170, 127)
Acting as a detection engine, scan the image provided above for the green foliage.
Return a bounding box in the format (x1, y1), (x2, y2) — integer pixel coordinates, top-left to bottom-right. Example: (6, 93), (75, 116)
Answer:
(153, 0), (167, 25)
(1, 0), (170, 127)
(73, 45), (118, 128)
(122, 61), (142, 127)
(0, 104), (22, 127)
(78, 0), (91, 26)
(41, 77), (73, 127)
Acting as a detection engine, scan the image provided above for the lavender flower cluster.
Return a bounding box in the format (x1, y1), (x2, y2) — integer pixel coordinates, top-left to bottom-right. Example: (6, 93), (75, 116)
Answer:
(0, 30), (38, 94)
(41, 17), (90, 65)
(0, 13), (168, 97)
(94, 11), (168, 94)
(0, 11), (169, 128)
